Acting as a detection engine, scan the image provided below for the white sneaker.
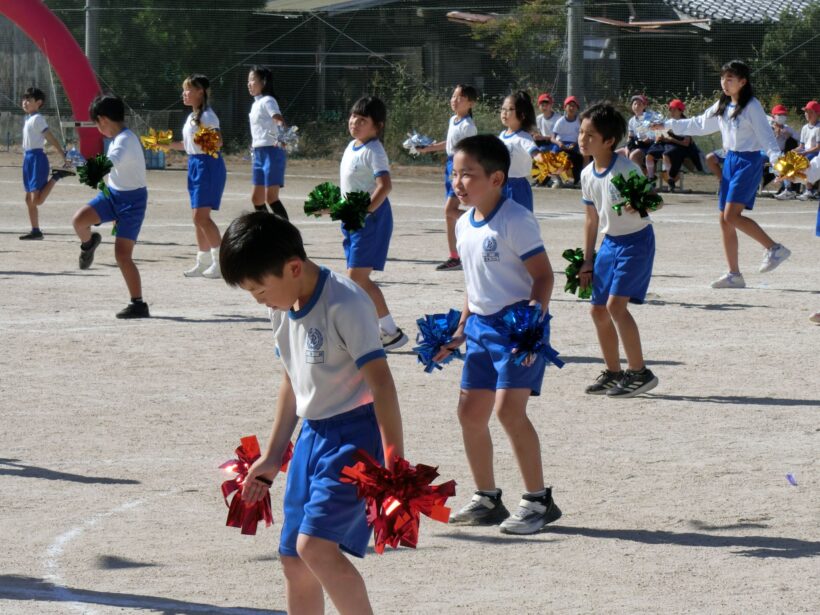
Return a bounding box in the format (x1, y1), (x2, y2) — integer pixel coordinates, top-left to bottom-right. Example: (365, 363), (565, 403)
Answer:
(183, 254), (212, 277)
(774, 190), (796, 200)
(380, 328), (408, 351)
(202, 261), (222, 279)
(759, 244), (791, 273)
(711, 272), (746, 289)
(796, 190), (818, 201)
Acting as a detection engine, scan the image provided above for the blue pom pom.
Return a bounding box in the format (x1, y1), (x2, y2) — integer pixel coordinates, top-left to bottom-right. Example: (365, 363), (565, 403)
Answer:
(496, 304), (565, 368)
(413, 309), (463, 373)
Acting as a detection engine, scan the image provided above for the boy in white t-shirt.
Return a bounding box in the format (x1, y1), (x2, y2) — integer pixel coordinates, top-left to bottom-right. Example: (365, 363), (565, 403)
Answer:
(796, 100), (820, 200)
(434, 134), (561, 536)
(19, 87), (74, 240)
(71, 94), (150, 319)
(578, 103), (659, 398)
(219, 211), (404, 615)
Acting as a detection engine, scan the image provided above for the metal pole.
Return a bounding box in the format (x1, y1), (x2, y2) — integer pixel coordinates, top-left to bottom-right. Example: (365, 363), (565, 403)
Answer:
(85, 0), (99, 74)
(316, 19), (326, 114)
(566, 0), (584, 100)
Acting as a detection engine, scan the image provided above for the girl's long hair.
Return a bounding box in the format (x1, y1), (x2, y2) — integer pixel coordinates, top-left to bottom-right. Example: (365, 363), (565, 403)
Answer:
(714, 60), (753, 120)
(183, 74), (210, 126)
(250, 65), (280, 102)
(508, 90), (536, 132)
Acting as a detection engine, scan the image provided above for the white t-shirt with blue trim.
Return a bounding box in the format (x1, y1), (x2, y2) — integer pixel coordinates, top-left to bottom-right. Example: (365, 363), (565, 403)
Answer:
(271, 268), (385, 420)
(627, 111), (653, 140)
(106, 128), (147, 192)
(581, 154), (651, 237)
(499, 130), (537, 179)
(249, 95), (282, 148)
(183, 108), (220, 156)
(340, 138), (390, 195)
(800, 122), (820, 150)
(23, 113), (49, 151)
(446, 115), (477, 156)
(536, 112), (558, 138)
(552, 116), (580, 144)
(456, 198), (545, 316)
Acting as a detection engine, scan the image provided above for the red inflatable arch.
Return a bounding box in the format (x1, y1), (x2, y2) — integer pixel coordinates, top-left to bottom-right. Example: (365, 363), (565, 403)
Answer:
(1, 0), (102, 157)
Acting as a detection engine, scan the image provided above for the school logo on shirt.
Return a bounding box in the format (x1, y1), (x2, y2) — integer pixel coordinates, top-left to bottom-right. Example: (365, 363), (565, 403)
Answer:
(482, 236), (500, 262)
(305, 327), (325, 364)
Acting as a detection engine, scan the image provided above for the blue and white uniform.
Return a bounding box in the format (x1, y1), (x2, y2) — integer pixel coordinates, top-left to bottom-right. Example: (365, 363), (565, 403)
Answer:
(444, 114), (477, 197)
(249, 94), (285, 186)
(88, 128), (148, 241)
(499, 129), (538, 211)
(799, 122), (820, 160)
(272, 267), (386, 558)
(552, 116), (580, 150)
(183, 108), (227, 209)
(627, 111), (653, 150)
(22, 113), (50, 192)
(339, 138), (393, 270)
(455, 198), (549, 395)
(581, 154), (655, 306)
(665, 97), (781, 211)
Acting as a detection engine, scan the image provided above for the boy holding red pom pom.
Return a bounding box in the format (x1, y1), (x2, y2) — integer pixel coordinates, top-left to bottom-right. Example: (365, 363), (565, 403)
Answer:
(220, 212), (404, 615)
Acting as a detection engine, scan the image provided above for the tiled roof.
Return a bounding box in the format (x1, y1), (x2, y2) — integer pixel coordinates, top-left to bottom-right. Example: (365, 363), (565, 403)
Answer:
(663, 0), (813, 23)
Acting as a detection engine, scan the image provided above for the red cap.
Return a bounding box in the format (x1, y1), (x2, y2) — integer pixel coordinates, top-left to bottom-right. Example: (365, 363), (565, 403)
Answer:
(631, 94), (649, 106)
(668, 99), (686, 111)
(803, 100), (820, 113)
(563, 95), (579, 107)
(771, 104), (788, 115)
(537, 93), (553, 105)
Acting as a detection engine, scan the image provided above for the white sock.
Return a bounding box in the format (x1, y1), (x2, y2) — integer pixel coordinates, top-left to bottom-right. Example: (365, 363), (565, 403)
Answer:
(379, 314), (398, 335)
(209, 247), (220, 266)
(197, 250), (211, 265)
(646, 157), (656, 178)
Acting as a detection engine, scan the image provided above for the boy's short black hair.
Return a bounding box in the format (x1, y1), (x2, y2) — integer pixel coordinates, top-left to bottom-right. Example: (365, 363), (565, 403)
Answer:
(89, 94), (125, 123)
(579, 102), (627, 150)
(350, 96), (387, 127)
(220, 211), (307, 286)
(453, 134), (510, 182)
(23, 87), (45, 102)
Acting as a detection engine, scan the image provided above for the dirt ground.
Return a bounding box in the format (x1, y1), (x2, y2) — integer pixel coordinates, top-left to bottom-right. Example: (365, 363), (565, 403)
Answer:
(0, 150), (818, 615)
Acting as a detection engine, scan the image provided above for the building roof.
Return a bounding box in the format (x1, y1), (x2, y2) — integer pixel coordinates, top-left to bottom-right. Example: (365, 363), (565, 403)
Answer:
(663, 0), (813, 23)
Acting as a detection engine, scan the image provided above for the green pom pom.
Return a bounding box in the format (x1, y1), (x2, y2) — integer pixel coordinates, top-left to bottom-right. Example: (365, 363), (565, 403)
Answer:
(611, 170), (662, 218)
(77, 153), (112, 196)
(304, 182), (343, 218)
(332, 190), (371, 232)
(562, 247), (594, 299)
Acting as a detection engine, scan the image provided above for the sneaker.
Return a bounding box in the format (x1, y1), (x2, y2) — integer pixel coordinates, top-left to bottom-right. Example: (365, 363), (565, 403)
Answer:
(202, 261), (221, 279)
(710, 272), (746, 289)
(19, 229), (44, 240)
(667, 180), (676, 193)
(796, 190), (818, 201)
(584, 369), (624, 395)
(606, 368), (659, 398)
(51, 168), (76, 180)
(450, 490), (510, 526)
(435, 257), (462, 271)
(759, 244), (791, 273)
(116, 301), (150, 319)
(79, 232), (102, 269)
(380, 328), (408, 351)
(499, 490), (562, 535)
(774, 189), (796, 200)
(810, 312), (820, 324)
(183, 259), (209, 277)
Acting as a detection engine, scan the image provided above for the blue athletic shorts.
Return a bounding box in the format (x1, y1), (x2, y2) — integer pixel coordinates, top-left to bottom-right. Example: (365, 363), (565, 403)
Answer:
(719, 150), (763, 211)
(23, 149), (49, 192)
(251, 145), (286, 187)
(342, 199), (393, 271)
(592, 225), (655, 306)
(503, 176), (534, 211)
(89, 187), (148, 242)
(188, 154), (226, 209)
(460, 301), (547, 396)
(444, 156), (455, 198)
(806, 151), (818, 161)
(280, 404), (383, 559)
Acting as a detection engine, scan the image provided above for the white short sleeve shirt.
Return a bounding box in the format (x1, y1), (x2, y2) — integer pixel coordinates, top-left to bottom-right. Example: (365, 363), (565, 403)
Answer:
(552, 116), (580, 144)
(23, 113), (49, 151)
(182, 108), (221, 155)
(249, 95), (282, 148)
(536, 112), (558, 138)
(581, 154), (651, 237)
(339, 139), (390, 195)
(455, 198), (545, 316)
(106, 128), (147, 192)
(445, 115), (477, 156)
(800, 123), (820, 150)
(499, 130), (538, 178)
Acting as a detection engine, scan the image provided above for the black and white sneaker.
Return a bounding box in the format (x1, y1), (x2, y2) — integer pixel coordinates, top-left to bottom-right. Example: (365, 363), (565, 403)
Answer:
(435, 257), (462, 271)
(606, 368), (658, 398)
(116, 301), (150, 319)
(585, 370), (624, 395)
(380, 328), (408, 351)
(51, 168), (76, 180)
(79, 232), (102, 269)
(19, 229), (44, 240)
(499, 489), (562, 535)
(449, 490), (510, 526)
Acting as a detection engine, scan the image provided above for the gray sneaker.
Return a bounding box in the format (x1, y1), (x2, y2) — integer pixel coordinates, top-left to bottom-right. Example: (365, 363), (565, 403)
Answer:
(449, 490), (510, 526)
(500, 491), (562, 535)
(759, 244), (791, 273)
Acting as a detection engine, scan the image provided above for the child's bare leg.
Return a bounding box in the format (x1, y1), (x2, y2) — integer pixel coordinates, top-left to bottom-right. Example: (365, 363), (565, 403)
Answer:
(348, 267), (388, 318)
(629, 149), (645, 171)
(718, 212), (741, 272)
(590, 304), (621, 372)
(706, 154), (722, 180)
(296, 535), (373, 615)
(457, 388), (496, 490)
(251, 185), (267, 208)
(193, 208), (220, 249)
(72, 205), (101, 243)
(114, 237), (142, 299)
(495, 388), (543, 492)
(32, 177), (59, 206)
(25, 193), (39, 228)
(723, 203), (775, 250)
(444, 195), (461, 255)
(606, 296), (644, 371)
(281, 555), (324, 615)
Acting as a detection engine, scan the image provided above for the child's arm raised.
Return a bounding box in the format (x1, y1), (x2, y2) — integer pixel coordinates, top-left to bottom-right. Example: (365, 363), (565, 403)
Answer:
(243, 372), (300, 502)
(360, 358), (404, 466)
(418, 141), (446, 154)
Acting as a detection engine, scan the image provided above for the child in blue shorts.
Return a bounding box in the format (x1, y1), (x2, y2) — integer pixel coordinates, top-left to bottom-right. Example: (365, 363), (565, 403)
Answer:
(72, 94), (150, 319)
(19, 87), (74, 240)
(577, 103), (659, 398)
(340, 96), (407, 351)
(219, 212), (404, 615)
(434, 134), (561, 535)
